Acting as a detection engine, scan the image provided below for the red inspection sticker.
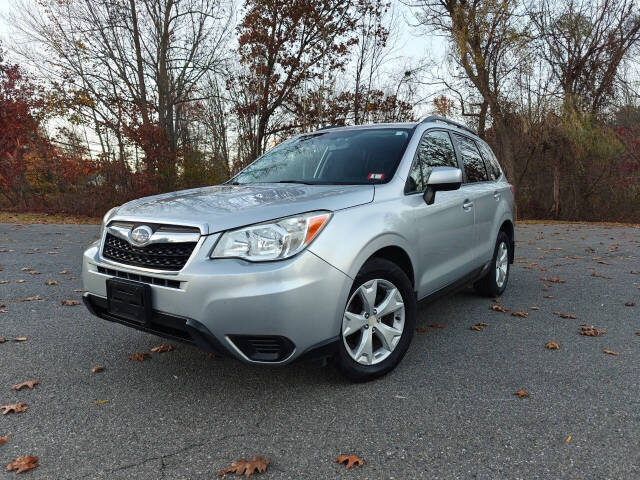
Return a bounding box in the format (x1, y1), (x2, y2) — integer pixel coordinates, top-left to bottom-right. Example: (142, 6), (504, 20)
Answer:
(367, 173), (385, 180)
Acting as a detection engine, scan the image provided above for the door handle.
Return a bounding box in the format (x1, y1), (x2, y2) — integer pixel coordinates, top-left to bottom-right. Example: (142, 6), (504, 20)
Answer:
(463, 200), (474, 211)
(493, 191), (501, 201)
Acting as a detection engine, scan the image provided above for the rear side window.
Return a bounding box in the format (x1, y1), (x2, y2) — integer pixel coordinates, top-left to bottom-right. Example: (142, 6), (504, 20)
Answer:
(453, 134), (488, 183)
(477, 141), (502, 181)
(406, 130), (458, 193)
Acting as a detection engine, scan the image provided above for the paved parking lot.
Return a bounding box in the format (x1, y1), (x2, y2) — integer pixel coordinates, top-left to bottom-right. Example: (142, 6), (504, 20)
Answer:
(0, 222), (639, 479)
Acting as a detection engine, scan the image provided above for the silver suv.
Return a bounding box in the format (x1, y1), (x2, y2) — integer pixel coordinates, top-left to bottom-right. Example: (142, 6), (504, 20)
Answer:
(82, 116), (514, 381)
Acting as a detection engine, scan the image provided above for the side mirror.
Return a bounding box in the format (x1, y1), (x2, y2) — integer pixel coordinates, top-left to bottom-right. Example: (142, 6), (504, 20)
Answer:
(423, 167), (462, 205)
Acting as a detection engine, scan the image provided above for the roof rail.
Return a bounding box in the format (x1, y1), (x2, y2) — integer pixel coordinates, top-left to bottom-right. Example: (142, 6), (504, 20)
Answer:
(420, 115), (476, 136)
(317, 125), (343, 131)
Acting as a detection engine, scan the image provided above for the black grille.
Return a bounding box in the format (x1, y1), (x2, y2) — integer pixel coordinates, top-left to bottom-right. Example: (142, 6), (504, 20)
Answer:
(97, 266), (181, 289)
(228, 335), (295, 362)
(102, 233), (197, 271)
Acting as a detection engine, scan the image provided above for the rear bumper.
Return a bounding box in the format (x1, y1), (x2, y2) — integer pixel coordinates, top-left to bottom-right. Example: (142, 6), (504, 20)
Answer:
(82, 240), (352, 364)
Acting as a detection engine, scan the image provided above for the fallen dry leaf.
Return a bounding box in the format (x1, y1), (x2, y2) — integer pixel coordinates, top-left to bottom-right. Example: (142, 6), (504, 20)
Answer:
(603, 349), (618, 356)
(129, 353), (151, 361)
(73, 288), (86, 293)
(566, 435), (572, 443)
(1, 402), (28, 415)
(11, 380), (38, 391)
(91, 366), (104, 373)
(0, 338), (5, 343)
(470, 322), (489, 331)
(6, 456), (38, 474)
(27, 270), (40, 275)
(61, 299), (81, 306)
(59, 269), (71, 274)
(416, 327), (427, 333)
(0, 435), (7, 446)
(428, 324), (445, 329)
(150, 345), (174, 353)
(490, 304), (508, 313)
(591, 271), (611, 279)
(580, 326), (606, 337)
(514, 390), (529, 398)
(45, 280), (58, 286)
(543, 295), (555, 299)
(541, 277), (565, 284)
(546, 341), (560, 350)
(19, 296), (42, 302)
(529, 306), (539, 310)
(511, 311), (529, 318)
(94, 399), (109, 406)
(13, 337), (27, 342)
(554, 312), (577, 319)
(625, 301), (635, 307)
(218, 456), (270, 478)
(334, 454), (364, 469)
(0, 280), (8, 284)
(16, 279), (25, 283)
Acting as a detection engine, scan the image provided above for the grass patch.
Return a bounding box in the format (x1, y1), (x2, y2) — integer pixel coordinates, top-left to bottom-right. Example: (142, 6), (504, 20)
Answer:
(0, 211), (100, 225)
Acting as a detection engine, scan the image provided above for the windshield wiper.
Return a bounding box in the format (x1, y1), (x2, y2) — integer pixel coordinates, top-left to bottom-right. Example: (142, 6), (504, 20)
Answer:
(276, 180), (315, 185)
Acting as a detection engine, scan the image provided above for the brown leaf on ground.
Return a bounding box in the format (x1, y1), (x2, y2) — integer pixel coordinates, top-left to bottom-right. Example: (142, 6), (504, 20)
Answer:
(20, 267), (31, 272)
(0, 435), (7, 446)
(470, 322), (489, 331)
(554, 312), (577, 319)
(334, 454), (364, 469)
(490, 304), (508, 313)
(585, 247), (595, 254)
(625, 301), (635, 307)
(546, 341), (560, 350)
(217, 456), (270, 478)
(529, 306), (539, 310)
(61, 299), (81, 306)
(0, 280), (8, 284)
(631, 270), (640, 275)
(19, 296), (42, 302)
(514, 390), (529, 398)
(591, 272), (611, 279)
(59, 270), (71, 274)
(543, 295), (555, 299)
(428, 324), (445, 329)
(1, 402), (28, 415)
(27, 270), (40, 275)
(415, 327), (427, 333)
(73, 288), (86, 293)
(91, 366), (104, 373)
(511, 311), (529, 318)
(94, 399), (109, 406)
(0, 338), (5, 343)
(580, 326), (606, 337)
(16, 279), (26, 283)
(129, 353), (151, 361)
(11, 380), (38, 391)
(6, 456), (38, 474)
(45, 280), (59, 286)
(150, 345), (174, 353)
(541, 277), (565, 284)
(13, 337), (27, 342)
(603, 349), (618, 356)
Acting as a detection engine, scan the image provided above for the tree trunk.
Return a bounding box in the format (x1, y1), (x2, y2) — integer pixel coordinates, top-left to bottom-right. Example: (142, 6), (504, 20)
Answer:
(551, 162), (560, 219)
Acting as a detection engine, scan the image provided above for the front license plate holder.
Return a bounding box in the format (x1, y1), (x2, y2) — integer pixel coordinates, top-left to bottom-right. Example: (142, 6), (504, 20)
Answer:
(106, 278), (152, 325)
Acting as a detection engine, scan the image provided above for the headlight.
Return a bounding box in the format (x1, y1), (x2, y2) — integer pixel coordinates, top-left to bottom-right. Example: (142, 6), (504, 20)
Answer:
(211, 211), (332, 262)
(99, 207), (119, 239)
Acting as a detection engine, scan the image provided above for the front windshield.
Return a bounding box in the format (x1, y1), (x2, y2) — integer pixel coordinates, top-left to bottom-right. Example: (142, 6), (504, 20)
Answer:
(232, 128), (413, 185)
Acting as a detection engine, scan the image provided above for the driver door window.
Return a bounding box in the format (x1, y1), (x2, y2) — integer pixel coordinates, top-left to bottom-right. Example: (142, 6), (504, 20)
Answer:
(406, 130), (458, 193)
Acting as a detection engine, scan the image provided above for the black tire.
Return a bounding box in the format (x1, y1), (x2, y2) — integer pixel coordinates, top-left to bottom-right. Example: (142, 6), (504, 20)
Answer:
(336, 258), (416, 382)
(474, 231), (511, 297)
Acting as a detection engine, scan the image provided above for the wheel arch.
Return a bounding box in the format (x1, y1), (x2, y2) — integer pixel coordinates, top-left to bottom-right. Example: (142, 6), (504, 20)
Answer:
(499, 219), (515, 264)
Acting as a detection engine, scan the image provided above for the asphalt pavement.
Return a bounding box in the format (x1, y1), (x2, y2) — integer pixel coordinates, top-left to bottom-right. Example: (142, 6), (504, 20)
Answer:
(0, 222), (639, 479)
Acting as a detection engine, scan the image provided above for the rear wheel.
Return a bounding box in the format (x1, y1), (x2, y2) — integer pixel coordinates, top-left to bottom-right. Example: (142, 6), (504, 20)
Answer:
(474, 231), (511, 297)
(337, 258), (416, 382)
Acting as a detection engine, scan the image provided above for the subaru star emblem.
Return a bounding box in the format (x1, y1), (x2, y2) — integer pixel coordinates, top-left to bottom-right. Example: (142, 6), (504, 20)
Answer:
(130, 225), (153, 246)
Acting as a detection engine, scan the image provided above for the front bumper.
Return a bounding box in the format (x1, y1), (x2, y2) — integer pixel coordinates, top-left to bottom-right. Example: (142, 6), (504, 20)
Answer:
(82, 238), (352, 364)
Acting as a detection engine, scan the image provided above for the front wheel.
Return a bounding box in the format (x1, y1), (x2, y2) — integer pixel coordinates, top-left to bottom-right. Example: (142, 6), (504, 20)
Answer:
(336, 258), (416, 382)
(474, 231), (511, 297)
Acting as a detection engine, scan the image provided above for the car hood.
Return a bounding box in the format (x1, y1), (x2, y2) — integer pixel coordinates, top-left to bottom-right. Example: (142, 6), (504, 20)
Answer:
(113, 183), (374, 233)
